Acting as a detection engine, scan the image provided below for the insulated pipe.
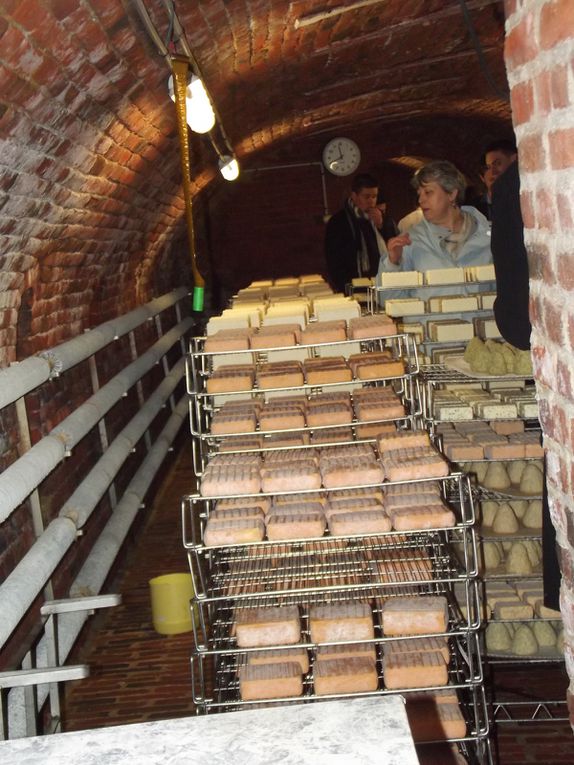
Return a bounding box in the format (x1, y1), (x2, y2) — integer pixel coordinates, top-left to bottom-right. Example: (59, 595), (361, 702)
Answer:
(0, 518), (77, 648)
(59, 358), (186, 528)
(37, 288), (190, 377)
(6, 398), (188, 738)
(0, 357), (51, 410)
(70, 396), (187, 597)
(0, 438), (67, 525)
(0, 319), (192, 522)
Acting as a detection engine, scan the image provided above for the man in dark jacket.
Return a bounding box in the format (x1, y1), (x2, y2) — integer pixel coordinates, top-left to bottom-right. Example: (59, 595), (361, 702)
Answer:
(324, 173), (385, 293)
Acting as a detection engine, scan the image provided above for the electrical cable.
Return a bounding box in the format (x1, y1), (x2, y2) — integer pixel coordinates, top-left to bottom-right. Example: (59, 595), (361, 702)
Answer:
(457, 0), (509, 102)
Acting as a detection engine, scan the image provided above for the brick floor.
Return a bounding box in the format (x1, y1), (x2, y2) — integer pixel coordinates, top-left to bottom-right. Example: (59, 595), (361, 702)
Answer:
(62, 444), (574, 763)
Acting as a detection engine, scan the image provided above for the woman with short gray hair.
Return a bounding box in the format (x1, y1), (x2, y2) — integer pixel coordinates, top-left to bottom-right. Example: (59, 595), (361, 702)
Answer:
(377, 159), (492, 295)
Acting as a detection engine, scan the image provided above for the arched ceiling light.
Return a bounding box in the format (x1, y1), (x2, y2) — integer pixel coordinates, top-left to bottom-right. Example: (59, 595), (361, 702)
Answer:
(218, 155), (240, 181)
(168, 73), (215, 134)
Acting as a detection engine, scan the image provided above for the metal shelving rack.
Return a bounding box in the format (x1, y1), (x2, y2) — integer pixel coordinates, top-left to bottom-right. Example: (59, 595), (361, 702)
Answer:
(183, 326), (491, 764)
(416, 361), (565, 748)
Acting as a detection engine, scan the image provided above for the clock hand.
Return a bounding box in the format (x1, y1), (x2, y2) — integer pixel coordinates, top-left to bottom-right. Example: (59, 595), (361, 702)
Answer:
(337, 142), (344, 160)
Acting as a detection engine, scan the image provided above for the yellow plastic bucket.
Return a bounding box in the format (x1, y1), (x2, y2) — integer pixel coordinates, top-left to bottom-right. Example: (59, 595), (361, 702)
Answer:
(149, 572), (195, 635)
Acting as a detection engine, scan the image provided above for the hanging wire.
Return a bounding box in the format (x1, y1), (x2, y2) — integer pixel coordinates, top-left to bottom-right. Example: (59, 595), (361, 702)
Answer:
(457, 0), (510, 102)
(164, 0), (176, 50)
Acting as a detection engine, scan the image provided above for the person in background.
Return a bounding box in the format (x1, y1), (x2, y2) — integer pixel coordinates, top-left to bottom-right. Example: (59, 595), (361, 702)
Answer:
(490, 152), (560, 611)
(470, 138), (518, 221)
(378, 159), (491, 280)
(324, 173), (387, 293)
(369, 190), (399, 243)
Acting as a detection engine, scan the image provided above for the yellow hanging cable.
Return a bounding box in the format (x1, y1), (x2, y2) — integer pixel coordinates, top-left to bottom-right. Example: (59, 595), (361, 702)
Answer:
(171, 56), (205, 312)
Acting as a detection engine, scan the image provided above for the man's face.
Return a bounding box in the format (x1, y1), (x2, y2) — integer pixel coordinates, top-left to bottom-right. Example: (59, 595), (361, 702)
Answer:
(351, 186), (378, 212)
(481, 150), (517, 191)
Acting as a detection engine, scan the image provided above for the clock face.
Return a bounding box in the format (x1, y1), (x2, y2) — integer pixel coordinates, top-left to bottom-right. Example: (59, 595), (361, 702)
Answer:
(322, 138), (361, 176)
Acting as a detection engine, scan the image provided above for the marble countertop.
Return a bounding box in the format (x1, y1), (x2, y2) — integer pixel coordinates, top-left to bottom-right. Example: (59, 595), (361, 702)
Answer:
(0, 695), (420, 765)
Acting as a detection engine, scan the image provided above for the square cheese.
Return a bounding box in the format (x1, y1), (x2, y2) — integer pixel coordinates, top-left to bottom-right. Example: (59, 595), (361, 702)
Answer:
(424, 267), (465, 285)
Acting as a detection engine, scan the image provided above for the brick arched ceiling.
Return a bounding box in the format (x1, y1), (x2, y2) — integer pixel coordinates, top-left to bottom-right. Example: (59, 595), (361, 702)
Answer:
(0, 0), (510, 363)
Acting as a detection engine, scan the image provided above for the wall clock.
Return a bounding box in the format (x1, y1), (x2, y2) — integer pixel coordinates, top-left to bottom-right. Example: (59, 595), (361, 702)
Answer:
(322, 137), (361, 176)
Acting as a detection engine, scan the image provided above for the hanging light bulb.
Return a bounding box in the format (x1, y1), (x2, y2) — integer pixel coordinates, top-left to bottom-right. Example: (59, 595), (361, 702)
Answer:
(167, 74), (215, 134)
(218, 155), (240, 181)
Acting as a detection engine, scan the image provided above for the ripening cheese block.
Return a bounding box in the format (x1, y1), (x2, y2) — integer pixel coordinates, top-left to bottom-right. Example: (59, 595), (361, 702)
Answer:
(206, 365), (255, 394)
(236, 606), (301, 647)
(472, 264), (496, 281)
(248, 647), (309, 673)
(266, 511), (326, 540)
(424, 267), (465, 285)
(314, 656), (378, 695)
(347, 314), (397, 339)
(480, 293), (497, 310)
(203, 518), (265, 546)
(200, 467), (261, 497)
(475, 318), (502, 339)
(309, 601), (374, 643)
(239, 662), (303, 700)
(382, 596), (448, 636)
(384, 298), (425, 317)
(493, 600), (534, 620)
(406, 701), (466, 741)
(317, 642), (377, 663)
(329, 509), (392, 536)
(380, 271), (423, 288)
(384, 650), (448, 689)
(383, 637), (450, 664)
(204, 329), (253, 352)
(390, 504), (456, 531)
(436, 295), (479, 313)
(427, 320), (474, 342)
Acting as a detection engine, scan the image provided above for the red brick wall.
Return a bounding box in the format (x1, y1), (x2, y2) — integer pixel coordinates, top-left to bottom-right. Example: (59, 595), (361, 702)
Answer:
(504, 0), (574, 727)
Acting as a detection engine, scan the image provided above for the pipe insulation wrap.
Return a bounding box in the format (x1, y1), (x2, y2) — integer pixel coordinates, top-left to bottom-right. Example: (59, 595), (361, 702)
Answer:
(0, 357), (52, 409)
(0, 438), (67, 524)
(50, 319), (192, 450)
(0, 518), (77, 647)
(70, 397), (187, 598)
(6, 398), (188, 737)
(37, 287), (190, 376)
(59, 358), (186, 528)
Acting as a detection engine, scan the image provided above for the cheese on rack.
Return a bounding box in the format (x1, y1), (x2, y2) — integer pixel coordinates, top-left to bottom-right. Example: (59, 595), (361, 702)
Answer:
(384, 650), (448, 689)
(304, 356), (352, 385)
(328, 509), (392, 535)
(248, 648), (309, 673)
(384, 298), (425, 316)
(257, 361), (304, 389)
(382, 596), (448, 636)
(427, 320), (474, 342)
(206, 364), (255, 394)
(475, 318), (502, 339)
(347, 314), (397, 339)
(424, 267), (465, 285)
(313, 296), (361, 322)
(348, 352), (405, 380)
(300, 320), (347, 344)
(309, 601), (374, 643)
(466, 264), (496, 281)
(203, 517), (265, 546)
(236, 605), (301, 647)
(239, 662), (303, 700)
(428, 295), (479, 313)
(406, 700), (466, 742)
(266, 511), (326, 540)
(379, 271), (423, 288)
(314, 656), (378, 695)
(479, 293), (496, 309)
(204, 328), (253, 352)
